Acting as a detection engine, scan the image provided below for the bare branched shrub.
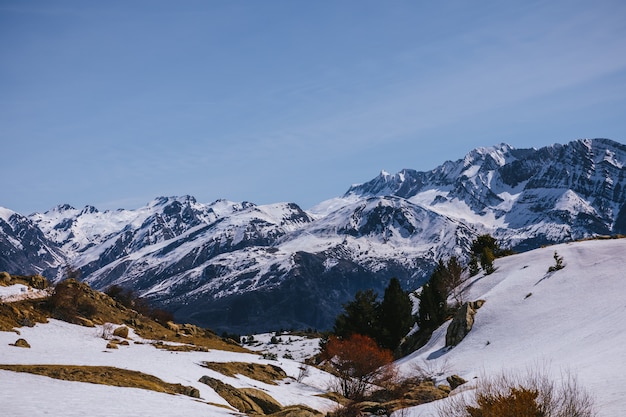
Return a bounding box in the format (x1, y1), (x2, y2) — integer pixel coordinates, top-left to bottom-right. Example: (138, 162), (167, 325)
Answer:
(437, 366), (596, 417)
(100, 323), (115, 340)
(411, 358), (451, 384)
(296, 365), (310, 383)
(328, 401), (363, 417)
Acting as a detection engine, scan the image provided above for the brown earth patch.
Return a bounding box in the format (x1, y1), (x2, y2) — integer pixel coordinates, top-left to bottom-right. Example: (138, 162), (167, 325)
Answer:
(266, 405), (325, 416)
(0, 364), (200, 397)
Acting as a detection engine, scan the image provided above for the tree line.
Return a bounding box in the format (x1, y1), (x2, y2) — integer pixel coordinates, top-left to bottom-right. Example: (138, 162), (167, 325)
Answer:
(320, 234), (506, 400)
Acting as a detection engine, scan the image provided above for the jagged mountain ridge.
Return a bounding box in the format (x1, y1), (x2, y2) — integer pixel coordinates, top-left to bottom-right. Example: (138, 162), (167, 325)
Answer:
(1, 138), (625, 333)
(344, 138), (626, 249)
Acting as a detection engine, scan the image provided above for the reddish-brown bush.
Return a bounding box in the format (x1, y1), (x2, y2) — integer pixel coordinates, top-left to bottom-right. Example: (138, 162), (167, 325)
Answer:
(322, 334), (395, 400)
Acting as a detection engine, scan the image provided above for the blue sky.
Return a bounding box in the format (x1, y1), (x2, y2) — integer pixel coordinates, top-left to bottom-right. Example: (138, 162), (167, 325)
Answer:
(2, 0), (626, 214)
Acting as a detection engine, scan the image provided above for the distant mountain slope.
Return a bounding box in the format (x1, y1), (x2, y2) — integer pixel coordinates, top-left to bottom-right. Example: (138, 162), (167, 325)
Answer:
(1, 138), (625, 333)
(0, 208), (63, 276)
(402, 237), (626, 417)
(344, 138), (626, 250)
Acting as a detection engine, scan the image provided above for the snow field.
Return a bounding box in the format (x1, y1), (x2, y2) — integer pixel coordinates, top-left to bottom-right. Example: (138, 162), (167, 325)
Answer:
(0, 320), (336, 416)
(397, 239), (626, 416)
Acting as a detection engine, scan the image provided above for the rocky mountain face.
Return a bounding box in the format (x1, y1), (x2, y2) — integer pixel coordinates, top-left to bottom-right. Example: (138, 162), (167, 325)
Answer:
(1, 138), (625, 334)
(0, 208), (63, 277)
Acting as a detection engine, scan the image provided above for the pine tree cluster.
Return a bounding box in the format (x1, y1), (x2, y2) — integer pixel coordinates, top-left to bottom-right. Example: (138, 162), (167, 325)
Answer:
(332, 278), (413, 352)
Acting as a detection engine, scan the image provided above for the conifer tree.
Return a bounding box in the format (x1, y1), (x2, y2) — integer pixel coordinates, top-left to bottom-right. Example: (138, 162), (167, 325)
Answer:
(417, 260), (449, 332)
(333, 289), (380, 341)
(469, 255), (480, 277)
(480, 247), (496, 275)
(471, 234), (500, 275)
(379, 278), (413, 351)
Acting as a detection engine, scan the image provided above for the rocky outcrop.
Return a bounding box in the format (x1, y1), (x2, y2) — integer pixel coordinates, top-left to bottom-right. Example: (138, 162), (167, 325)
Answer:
(11, 338), (30, 348)
(446, 374), (467, 390)
(113, 326), (129, 339)
(240, 388), (283, 414)
(445, 300), (485, 347)
(198, 375), (283, 414)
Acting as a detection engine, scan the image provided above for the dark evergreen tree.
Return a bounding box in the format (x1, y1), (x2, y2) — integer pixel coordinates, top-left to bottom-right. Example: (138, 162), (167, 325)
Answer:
(333, 289), (380, 341)
(471, 234), (500, 275)
(470, 234), (501, 257)
(417, 260), (449, 332)
(378, 278), (413, 351)
(469, 255), (480, 277)
(480, 247), (496, 275)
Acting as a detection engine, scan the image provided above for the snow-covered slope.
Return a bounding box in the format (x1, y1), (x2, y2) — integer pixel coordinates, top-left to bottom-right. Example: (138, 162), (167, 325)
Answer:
(0, 207), (64, 276)
(2, 138), (625, 333)
(397, 238), (626, 416)
(0, 320), (335, 417)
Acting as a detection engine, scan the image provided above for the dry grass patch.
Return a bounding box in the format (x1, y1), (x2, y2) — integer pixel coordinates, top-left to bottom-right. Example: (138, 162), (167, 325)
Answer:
(153, 341), (209, 352)
(266, 405), (325, 416)
(138, 327), (249, 353)
(0, 300), (50, 332)
(201, 361), (288, 385)
(0, 364), (200, 397)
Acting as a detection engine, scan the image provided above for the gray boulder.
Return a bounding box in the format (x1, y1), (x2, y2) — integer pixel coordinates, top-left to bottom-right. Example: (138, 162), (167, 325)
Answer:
(445, 300), (485, 347)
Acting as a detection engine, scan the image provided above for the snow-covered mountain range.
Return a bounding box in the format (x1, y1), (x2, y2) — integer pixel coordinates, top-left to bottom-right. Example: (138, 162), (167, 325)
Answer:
(2, 138), (625, 333)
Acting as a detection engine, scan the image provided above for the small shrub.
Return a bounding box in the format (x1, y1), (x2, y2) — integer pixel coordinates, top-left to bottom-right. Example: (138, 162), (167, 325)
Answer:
(149, 308), (174, 324)
(328, 402), (363, 417)
(100, 323), (115, 340)
(411, 359), (451, 384)
(220, 331), (241, 343)
(296, 365), (310, 383)
(467, 386), (542, 416)
(105, 284), (135, 307)
(547, 251), (565, 273)
(437, 367), (596, 417)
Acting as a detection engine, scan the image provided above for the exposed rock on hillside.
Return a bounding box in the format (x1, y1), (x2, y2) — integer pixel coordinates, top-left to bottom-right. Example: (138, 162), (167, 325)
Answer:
(199, 375), (281, 415)
(445, 300), (485, 347)
(11, 338), (30, 348)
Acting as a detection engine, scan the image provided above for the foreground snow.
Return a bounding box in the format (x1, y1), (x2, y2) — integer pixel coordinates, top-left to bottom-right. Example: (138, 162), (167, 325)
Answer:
(396, 238), (626, 417)
(0, 320), (336, 416)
